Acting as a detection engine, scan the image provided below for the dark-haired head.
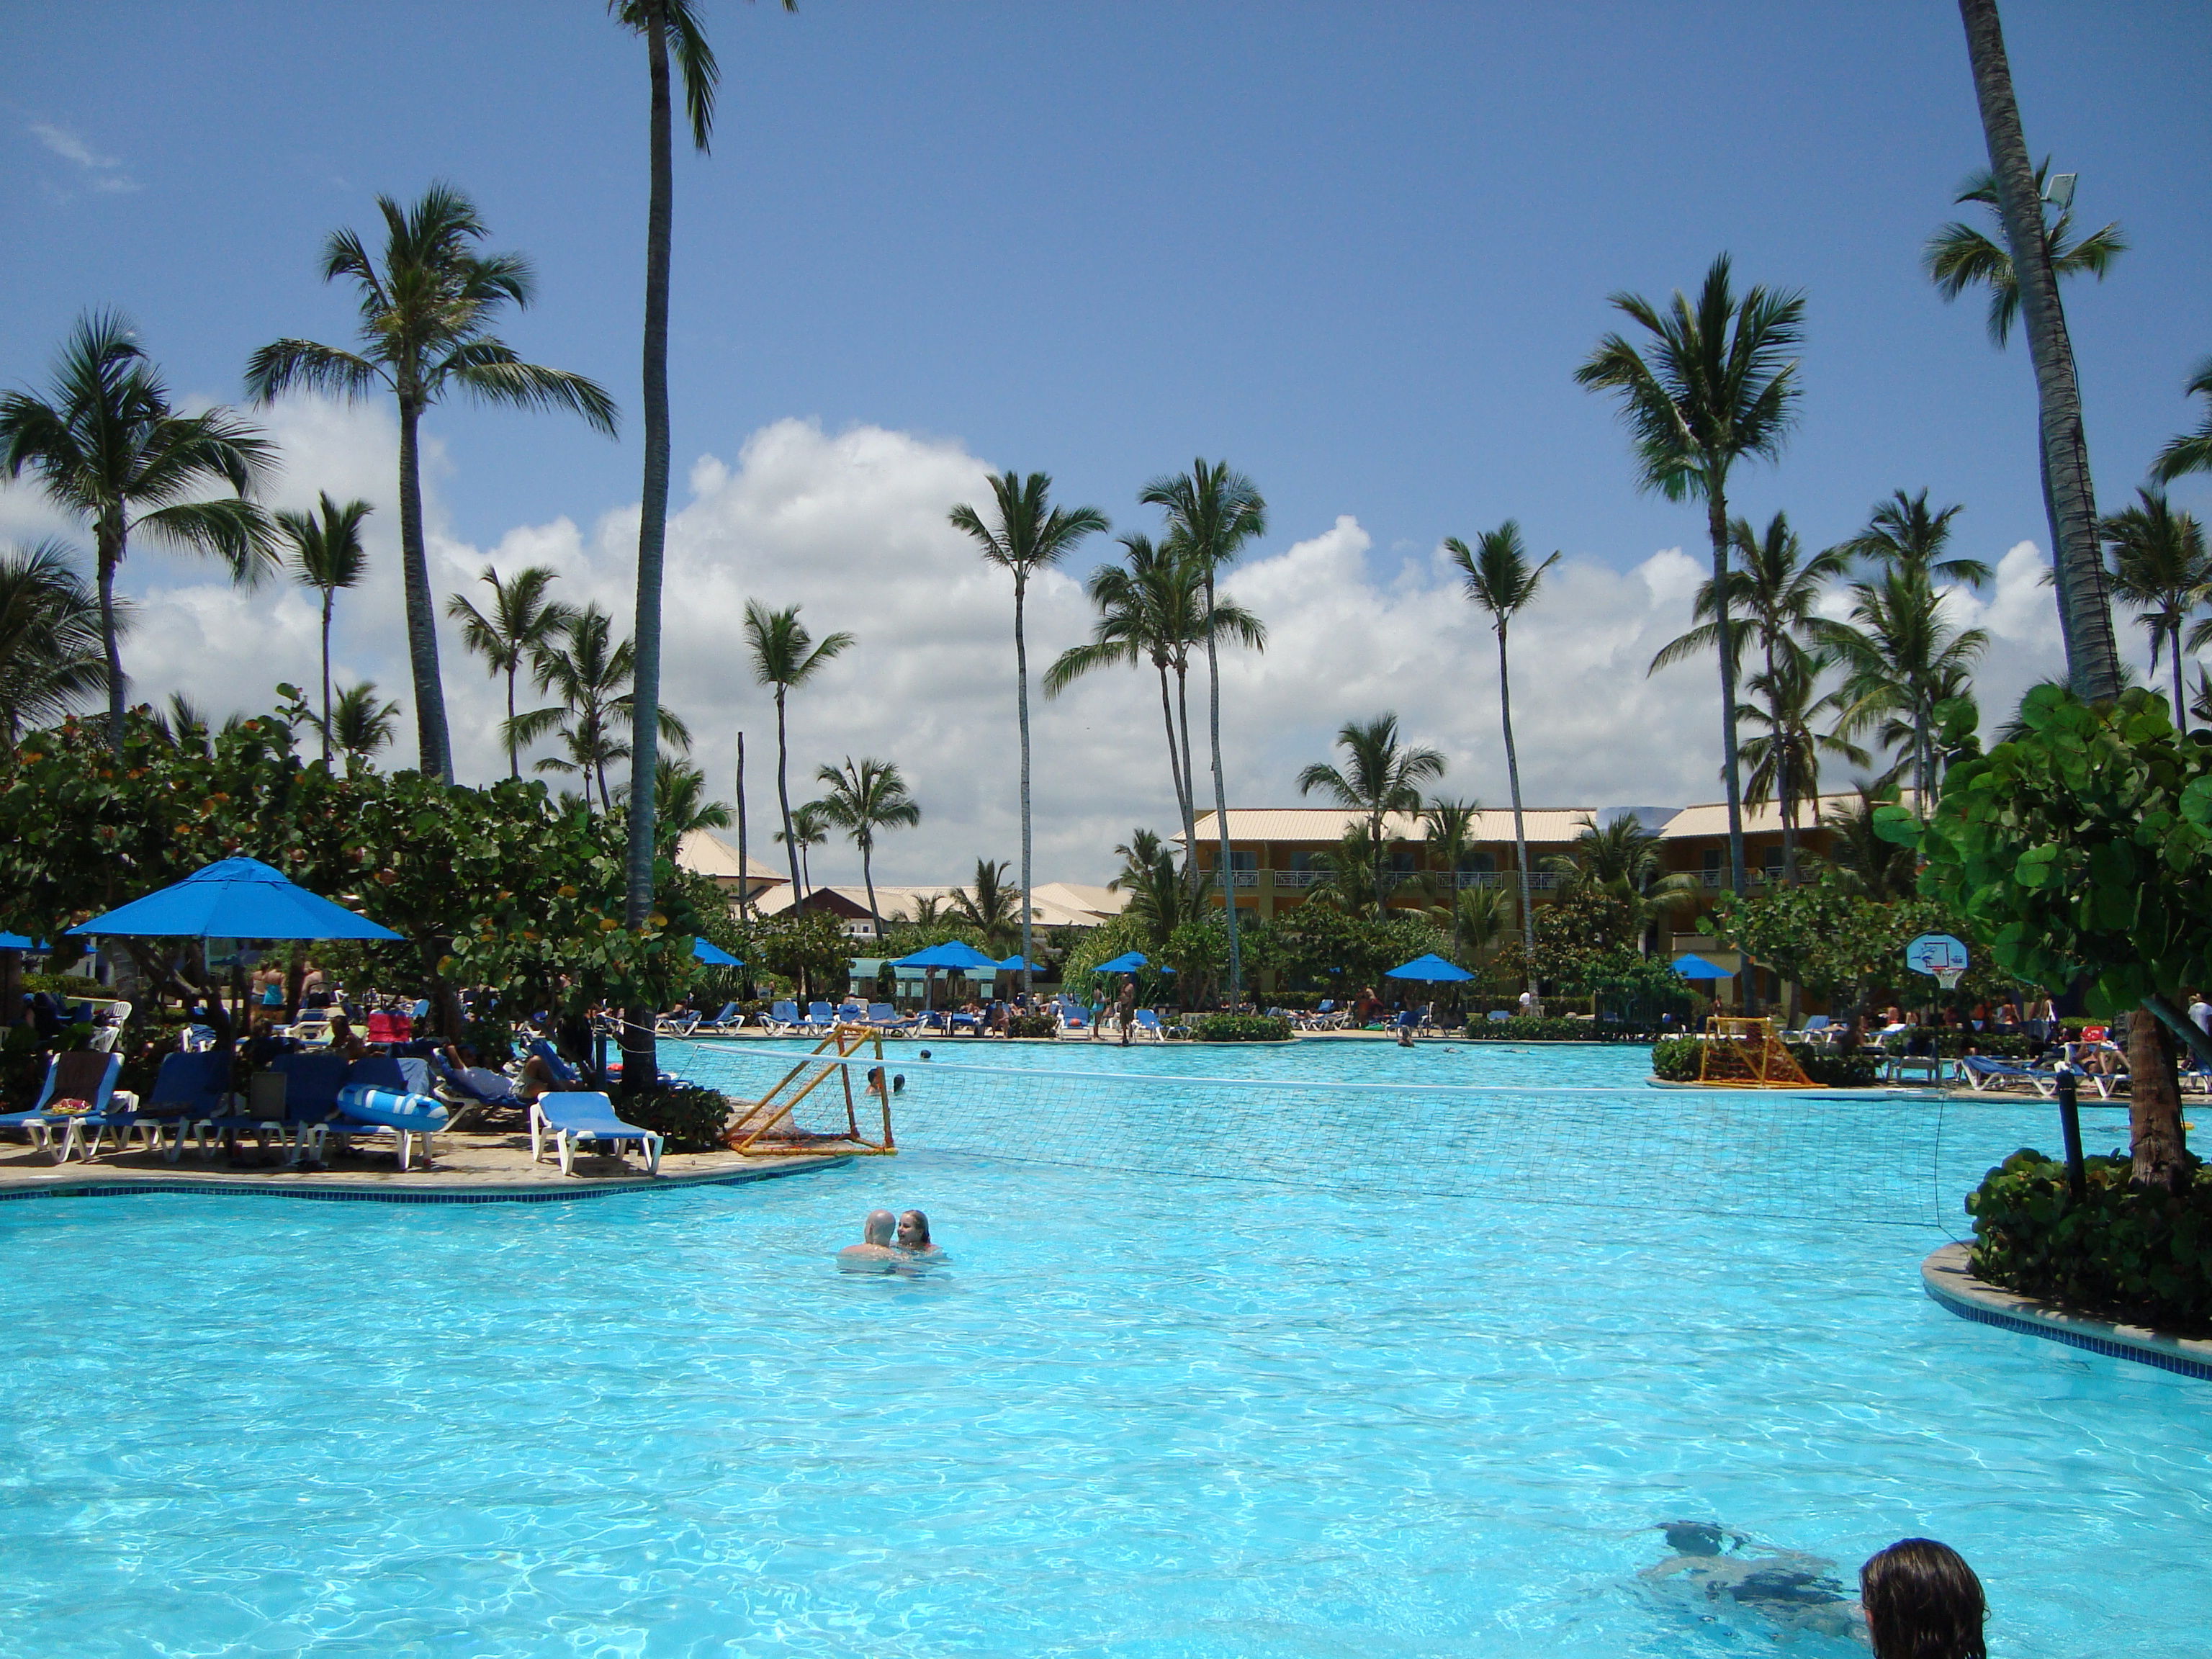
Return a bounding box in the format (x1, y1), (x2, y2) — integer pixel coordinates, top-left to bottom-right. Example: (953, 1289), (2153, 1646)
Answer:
(1860, 1539), (1985, 1659)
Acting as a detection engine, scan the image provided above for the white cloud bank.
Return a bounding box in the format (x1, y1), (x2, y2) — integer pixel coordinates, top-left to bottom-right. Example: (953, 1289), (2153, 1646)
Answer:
(0, 403), (2087, 885)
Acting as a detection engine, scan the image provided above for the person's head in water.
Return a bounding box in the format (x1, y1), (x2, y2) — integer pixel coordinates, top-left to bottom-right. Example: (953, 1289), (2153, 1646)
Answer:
(1860, 1539), (1985, 1659)
(1660, 1521), (1733, 1557)
(863, 1209), (896, 1246)
(896, 1209), (932, 1250)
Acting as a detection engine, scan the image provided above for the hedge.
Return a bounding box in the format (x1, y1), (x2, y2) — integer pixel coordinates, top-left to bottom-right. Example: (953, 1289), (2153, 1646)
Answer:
(621, 1084), (735, 1153)
(1195, 1015), (1292, 1043)
(1006, 1014), (1058, 1040)
(1465, 1017), (1660, 1043)
(1968, 1150), (2212, 1336)
(1648, 1035), (1877, 1088)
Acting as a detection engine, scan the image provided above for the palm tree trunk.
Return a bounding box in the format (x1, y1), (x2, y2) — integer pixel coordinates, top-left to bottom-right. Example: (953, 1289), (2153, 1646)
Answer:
(735, 732), (752, 917)
(320, 588), (335, 766)
(2172, 626), (2189, 734)
(1497, 628), (1539, 1008)
(395, 398), (454, 782)
(1013, 575), (1034, 998)
(1156, 665), (1189, 837)
(1956, 0), (2123, 701)
(504, 663), (519, 778)
(775, 686), (801, 907)
(862, 840), (881, 943)
(1202, 571), (1242, 1009)
(1707, 493), (1748, 900)
(96, 526), (125, 752)
(1174, 660), (1201, 893)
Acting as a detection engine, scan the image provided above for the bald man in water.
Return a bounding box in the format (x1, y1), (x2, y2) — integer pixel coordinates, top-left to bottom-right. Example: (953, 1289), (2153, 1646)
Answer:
(837, 1209), (901, 1274)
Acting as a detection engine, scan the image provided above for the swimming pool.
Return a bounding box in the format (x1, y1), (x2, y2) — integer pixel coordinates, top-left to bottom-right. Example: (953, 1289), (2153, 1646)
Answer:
(0, 1043), (2200, 1655)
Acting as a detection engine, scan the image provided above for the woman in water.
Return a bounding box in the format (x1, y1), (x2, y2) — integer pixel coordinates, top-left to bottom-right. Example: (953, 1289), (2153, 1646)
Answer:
(1859, 1539), (1985, 1659)
(895, 1209), (945, 1264)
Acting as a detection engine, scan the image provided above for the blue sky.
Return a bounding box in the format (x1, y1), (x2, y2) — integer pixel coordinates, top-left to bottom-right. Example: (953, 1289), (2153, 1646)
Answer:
(1, 3), (2207, 881)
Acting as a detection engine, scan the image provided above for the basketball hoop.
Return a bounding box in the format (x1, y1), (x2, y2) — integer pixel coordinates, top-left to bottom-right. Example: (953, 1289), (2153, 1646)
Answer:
(1934, 968), (1963, 992)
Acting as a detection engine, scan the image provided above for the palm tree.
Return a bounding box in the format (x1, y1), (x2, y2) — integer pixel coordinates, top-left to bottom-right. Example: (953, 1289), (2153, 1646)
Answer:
(0, 539), (113, 742)
(950, 470), (1108, 995)
(1447, 519), (1558, 984)
(743, 601), (855, 907)
(1141, 459), (1269, 1005)
(1419, 798), (1483, 963)
(1307, 823), (1387, 918)
(2190, 666), (2212, 727)
(1813, 786), (1920, 904)
(1817, 570), (1990, 811)
(1046, 534), (1264, 891)
(246, 184), (618, 781)
(2100, 488), (2211, 732)
(1576, 254), (1805, 896)
(276, 493), (372, 765)
(1951, 0), (2124, 701)
(949, 858), (1021, 958)
(1108, 828), (1214, 958)
(1653, 512), (1850, 881)
(607, 0), (792, 997)
(1924, 160), (2126, 347)
(811, 756), (922, 940)
(2152, 357), (2212, 485)
(1, 311), (276, 750)
(511, 605), (691, 810)
(1296, 714), (1446, 919)
(653, 755), (733, 849)
(330, 682), (400, 768)
(1737, 649), (1866, 868)
(1543, 814), (1699, 958)
(1831, 490), (1990, 589)
(777, 801), (830, 904)
(446, 565), (577, 778)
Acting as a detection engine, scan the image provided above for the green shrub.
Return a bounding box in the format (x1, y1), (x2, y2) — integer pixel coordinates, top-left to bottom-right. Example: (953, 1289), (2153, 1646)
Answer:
(1650, 1035), (1702, 1081)
(621, 1084), (734, 1153)
(1967, 1150), (2212, 1336)
(1195, 1015), (1291, 1043)
(22, 973), (107, 999)
(1006, 1014), (1057, 1040)
(1784, 1042), (1879, 1088)
(1465, 1016), (1658, 1042)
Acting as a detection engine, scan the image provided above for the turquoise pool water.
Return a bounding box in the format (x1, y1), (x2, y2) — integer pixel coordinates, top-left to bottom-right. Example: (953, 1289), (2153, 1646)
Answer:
(0, 1042), (2200, 1656)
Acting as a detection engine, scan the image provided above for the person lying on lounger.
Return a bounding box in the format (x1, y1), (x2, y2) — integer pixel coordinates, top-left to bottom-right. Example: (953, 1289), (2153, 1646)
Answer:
(837, 1209), (901, 1273)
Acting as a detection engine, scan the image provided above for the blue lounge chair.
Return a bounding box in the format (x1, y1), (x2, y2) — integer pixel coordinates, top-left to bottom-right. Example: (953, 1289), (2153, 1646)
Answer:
(694, 1001), (743, 1035)
(656, 1008), (701, 1038)
(765, 1000), (799, 1035)
(529, 1090), (663, 1176)
(868, 1002), (917, 1034)
(800, 1002), (836, 1033)
(1959, 1054), (2058, 1097)
(323, 1056), (449, 1169)
(1132, 1009), (1166, 1043)
(0, 1051), (122, 1158)
(69, 1050), (227, 1162)
(524, 1038), (585, 1087)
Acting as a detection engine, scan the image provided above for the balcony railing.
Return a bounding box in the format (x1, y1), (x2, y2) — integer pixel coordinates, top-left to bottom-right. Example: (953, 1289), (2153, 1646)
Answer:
(1231, 870), (1259, 887)
(1249, 869), (1563, 891)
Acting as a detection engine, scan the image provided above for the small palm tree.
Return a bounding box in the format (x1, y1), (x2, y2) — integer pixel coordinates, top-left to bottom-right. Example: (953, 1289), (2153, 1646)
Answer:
(276, 493), (373, 765)
(1737, 649), (1866, 866)
(1140, 459), (1269, 1004)
(153, 694), (248, 755)
(1307, 822), (1386, 918)
(1576, 254), (1805, 896)
(1924, 159), (2126, 349)
(776, 800), (830, 903)
(743, 601), (855, 907)
(1295, 714), (1445, 919)
(330, 682), (401, 769)
(1, 311), (276, 750)
(1108, 828), (1213, 958)
(447, 565), (577, 778)
(1543, 814), (1699, 957)
(949, 858), (1021, 958)
(653, 756), (733, 850)
(1832, 489), (1990, 589)
(950, 470), (1108, 994)
(1817, 570), (1990, 811)
(1418, 798), (1483, 963)
(1447, 519), (1557, 984)
(811, 756), (922, 940)
(246, 184), (617, 781)
(2100, 488), (2211, 732)
(2152, 357), (2212, 485)
(511, 605), (691, 810)
(1812, 786), (1919, 904)
(0, 539), (114, 742)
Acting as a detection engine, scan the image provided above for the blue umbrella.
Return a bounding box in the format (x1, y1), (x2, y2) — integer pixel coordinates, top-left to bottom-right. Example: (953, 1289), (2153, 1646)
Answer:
(997, 953), (1043, 972)
(68, 857), (403, 942)
(1095, 950), (1149, 974)
(1671, 953), (1735, 980)
(1385, 953), (1475, 983)
(0, 932), (44, 950)
(892, 940), (999, 971)
(692, 938), (741, 966)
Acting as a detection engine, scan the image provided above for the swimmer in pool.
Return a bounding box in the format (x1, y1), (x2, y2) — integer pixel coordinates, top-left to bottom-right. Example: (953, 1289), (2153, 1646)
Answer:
(836, 1209), (902, 1274)
(1640, 1521), (1863, 1644)
(894, 1208), (945, 1264)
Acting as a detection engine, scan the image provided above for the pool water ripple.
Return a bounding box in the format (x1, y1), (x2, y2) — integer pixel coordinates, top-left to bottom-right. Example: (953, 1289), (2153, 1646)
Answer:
(0, 1044), (2203, 1655)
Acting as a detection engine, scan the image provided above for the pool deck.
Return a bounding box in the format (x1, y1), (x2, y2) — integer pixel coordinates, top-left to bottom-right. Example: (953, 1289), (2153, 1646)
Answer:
(0, 1133), (852, 1205)
(1921, 1241), (2212, 1381)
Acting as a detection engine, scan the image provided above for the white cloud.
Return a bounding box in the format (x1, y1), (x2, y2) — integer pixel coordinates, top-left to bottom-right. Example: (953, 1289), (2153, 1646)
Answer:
(28, 122), (139, 192)
(0, 408), (2103, 886)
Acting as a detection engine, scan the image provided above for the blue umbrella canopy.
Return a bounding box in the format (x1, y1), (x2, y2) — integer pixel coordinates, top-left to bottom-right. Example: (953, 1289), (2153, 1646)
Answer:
(0, 932), (43, 950)
(997, 953), (1043, 972)
(1671, 953), (1735, 979)
(1095, 950), (1148, 974)
(892, 939), (999, 971)
(66, 857), (403, 943)
(1385, 953), (1475, 983)
(692, 938), (741, 966)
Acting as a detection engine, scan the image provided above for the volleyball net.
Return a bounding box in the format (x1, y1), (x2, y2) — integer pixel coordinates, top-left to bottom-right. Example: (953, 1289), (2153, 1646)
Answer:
(672, 1038), (2038, 1232)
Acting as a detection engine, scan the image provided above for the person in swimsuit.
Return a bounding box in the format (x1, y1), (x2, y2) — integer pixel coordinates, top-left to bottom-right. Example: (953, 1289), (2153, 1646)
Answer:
(837, 1209), (901, 1274)
(895, 1209), (944, 1262)
(1641, 1521), (1861, 1643)
(1860, 1538), (1985, 1659)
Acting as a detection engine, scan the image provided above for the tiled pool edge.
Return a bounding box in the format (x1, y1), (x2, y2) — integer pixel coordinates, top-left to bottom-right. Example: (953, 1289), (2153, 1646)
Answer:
(0, 1155), (853, 1207)
(1922, 1242), (2212, 1381)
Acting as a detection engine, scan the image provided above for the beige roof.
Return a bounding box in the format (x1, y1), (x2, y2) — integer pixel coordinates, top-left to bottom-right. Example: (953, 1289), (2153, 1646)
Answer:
(1185, 807), (1593, 845)
(1652, 790), (1917, 839)
(752, 881), (1125, 928)
(675, 829), (785, 884)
